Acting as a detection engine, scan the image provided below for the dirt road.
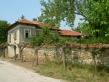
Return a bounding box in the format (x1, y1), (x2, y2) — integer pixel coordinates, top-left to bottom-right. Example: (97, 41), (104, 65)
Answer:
(0, 60), (63, 82)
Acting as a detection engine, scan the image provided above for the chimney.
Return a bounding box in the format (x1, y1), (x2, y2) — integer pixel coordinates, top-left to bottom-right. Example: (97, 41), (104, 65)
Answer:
(21, 14), (25, 19)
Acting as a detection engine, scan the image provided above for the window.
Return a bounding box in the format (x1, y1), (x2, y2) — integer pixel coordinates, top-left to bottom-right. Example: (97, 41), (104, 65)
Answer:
(24, 29), (30, 39)
(25, 31), (29, 38)
(9, 34), (11, 43)
(14, 32), (17, 40)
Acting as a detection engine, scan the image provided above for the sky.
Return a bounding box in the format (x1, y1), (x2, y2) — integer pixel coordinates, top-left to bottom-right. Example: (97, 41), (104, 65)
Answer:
(0, 0), (83, 30)
(0, 0), (41, 23)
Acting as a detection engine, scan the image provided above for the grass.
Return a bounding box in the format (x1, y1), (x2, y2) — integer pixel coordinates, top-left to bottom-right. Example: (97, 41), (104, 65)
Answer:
(35, 61), (109, 82)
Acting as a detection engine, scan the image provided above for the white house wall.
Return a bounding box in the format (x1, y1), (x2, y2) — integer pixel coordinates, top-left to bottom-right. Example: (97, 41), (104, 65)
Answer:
(8, 25), (20, 44)
(8, 46), (15, 57)
(8, 24), (37, 58)
(18, 25), (36, 43)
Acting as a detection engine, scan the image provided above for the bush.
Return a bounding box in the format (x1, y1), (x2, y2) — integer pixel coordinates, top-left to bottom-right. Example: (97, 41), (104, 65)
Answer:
(80, 37), (109, 44)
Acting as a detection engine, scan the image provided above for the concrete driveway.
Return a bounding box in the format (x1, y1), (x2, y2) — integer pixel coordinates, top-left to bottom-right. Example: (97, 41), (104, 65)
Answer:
(0, 60), (63, 82)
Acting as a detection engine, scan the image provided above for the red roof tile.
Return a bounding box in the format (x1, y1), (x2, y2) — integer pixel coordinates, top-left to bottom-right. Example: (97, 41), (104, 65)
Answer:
(10, 19), (81, 37)
(17, 19), (50, 28)
(58, 30), (81, 37)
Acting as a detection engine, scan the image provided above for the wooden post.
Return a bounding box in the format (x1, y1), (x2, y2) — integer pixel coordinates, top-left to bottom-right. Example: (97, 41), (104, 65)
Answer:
(36, 48), (39, 65)
(62, 47), (66, 69)
(14, 46), (17, 60)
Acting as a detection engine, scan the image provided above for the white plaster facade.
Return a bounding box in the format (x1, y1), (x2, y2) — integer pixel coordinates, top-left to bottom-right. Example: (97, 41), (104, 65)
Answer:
(8, 24), (36, 58)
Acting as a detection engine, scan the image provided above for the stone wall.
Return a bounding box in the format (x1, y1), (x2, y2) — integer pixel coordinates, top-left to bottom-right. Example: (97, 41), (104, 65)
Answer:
(22, 46), (109, 65)
(22, 47), (34, 61)
(71, 49), (93, 64)
(22, 47), (55, 63)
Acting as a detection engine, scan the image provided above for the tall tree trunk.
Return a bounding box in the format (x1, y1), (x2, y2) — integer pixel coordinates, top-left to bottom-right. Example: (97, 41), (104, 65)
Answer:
(36, 48), (39, 65)
(62, 47), (66, 69)
(55, 46), (60, 62)
(18, 45), (26, 62)
(21, 50), (23, 62)
(92, 49), (97, 78)
(32, 47), (39, 66)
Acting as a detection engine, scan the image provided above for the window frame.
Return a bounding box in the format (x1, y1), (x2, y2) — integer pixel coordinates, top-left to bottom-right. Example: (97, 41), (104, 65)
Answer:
(14, 31), (17, 41)
(8, 34), (11, 43)
(24, 29), (31, 39)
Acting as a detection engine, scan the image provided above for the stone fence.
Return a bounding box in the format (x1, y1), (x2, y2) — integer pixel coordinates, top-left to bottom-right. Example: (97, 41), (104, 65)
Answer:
(22, 44), (109, 66)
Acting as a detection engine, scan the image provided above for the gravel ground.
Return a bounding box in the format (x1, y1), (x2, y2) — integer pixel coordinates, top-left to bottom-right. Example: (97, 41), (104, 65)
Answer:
(0, 60), (64, 82)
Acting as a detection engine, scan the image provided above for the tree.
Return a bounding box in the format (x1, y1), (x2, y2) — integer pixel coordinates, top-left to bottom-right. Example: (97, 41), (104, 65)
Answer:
(38, 0), (75, 27)
(17, 43), (28, 61)
(0, 20), (9, 44)
(0, 20), (9, 57)
(76, 23), (93, 36)
(31, 27), (59, 65)
(31, 27), (74, 69)
(74, 0), (109, 43)
(77, 0), (109, 37)
(39, 0), (109, 38)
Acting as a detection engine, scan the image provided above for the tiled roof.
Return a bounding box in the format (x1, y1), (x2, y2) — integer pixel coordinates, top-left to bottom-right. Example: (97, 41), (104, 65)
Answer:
(17, 19), (50, 28)
(10, 18), (81, 37)
(58, 30), (81, 37)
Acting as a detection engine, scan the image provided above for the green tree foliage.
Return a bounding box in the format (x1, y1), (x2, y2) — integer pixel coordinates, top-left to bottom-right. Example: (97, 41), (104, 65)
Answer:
(39, 0), (109, 38)
(76, 23), (93, 36)
(31, 27), (60, 65)
(77, 0), (109, 37)
(31, 27), (75, 67)
(31, 27), (59, 46)
(31, 27), (75, 46)
(38, 0), (75, 27)
(0, 20), (9, 44)
(74, 0), (109, 43)
(76, 23), (109, 44)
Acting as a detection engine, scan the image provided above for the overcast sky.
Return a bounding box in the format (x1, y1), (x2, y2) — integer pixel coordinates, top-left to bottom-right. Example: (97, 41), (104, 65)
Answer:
(0, 0), (83, 30)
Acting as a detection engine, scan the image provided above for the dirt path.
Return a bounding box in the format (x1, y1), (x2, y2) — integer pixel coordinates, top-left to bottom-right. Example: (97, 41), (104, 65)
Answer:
(0, 60), (64, 82)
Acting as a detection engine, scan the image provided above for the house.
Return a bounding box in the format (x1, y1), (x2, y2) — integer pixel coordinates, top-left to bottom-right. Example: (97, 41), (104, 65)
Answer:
(7, 18), (81, 58)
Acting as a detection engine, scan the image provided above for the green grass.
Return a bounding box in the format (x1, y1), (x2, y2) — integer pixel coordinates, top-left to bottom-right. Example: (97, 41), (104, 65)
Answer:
(35, 62), (109, 82)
